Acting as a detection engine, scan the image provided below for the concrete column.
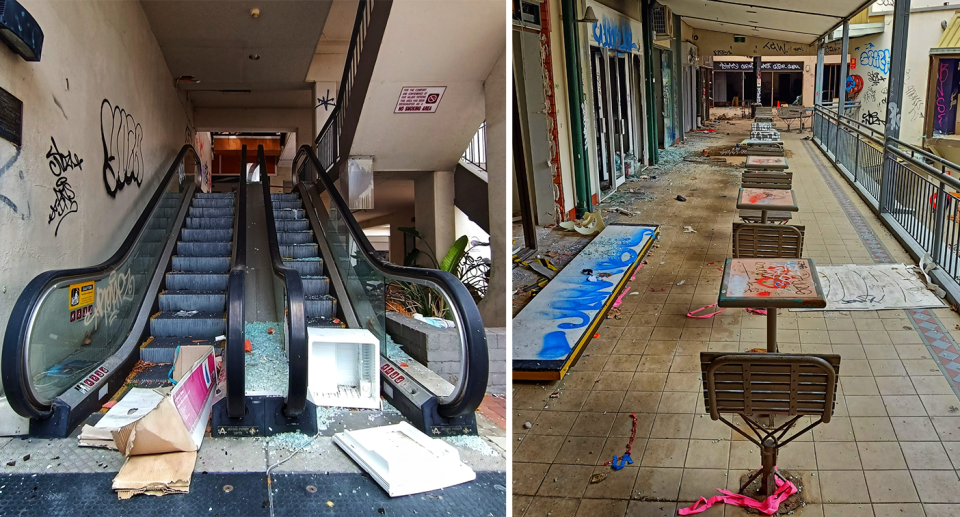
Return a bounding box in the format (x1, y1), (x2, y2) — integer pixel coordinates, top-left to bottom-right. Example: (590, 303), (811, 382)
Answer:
(880, 0), (911, 214)
(388, 211), (415, 264)
(815, 40), (825, 106)
(414, 171), (455, 267)
(838, 21), (850, 117)
(478, 49), (506, 327)
(753, 56), (762, 105)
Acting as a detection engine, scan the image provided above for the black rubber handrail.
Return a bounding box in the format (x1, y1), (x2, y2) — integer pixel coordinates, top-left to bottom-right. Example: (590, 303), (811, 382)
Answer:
(294, 145), (488, 418)
(225, 146), (248, 418)
(258, 145), (309, 417)
(2, 145), (201, 419)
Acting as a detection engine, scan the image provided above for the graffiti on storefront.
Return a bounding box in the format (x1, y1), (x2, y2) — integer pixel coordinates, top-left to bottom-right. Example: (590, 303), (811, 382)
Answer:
(592, 17), (639, 53)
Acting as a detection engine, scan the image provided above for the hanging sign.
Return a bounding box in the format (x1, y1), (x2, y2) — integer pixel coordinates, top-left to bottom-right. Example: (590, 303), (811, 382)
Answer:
(394, 87), (446, 113)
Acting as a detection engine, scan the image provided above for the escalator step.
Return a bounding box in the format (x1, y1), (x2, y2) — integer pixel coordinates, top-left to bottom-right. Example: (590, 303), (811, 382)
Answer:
(189, 207), (234, 218)
(171, 255), (231, 273)
(273, 201), (302, 210)
(307, 316), (345, 328)
(283, 259), (323, 276)
(181, 229), (233, 242)
(302, 276), (330, 296)
(280, 244), (319, 259)
(178, 242), (231, 256)
(158, 290), (227, 312)
(186, 217), (234, 229)
(150, 311), (226, 338)
(165, 272), (229, 291)
(192, 198), (234, 209)
(273, 209), (305, 220)
(305, 295), (338, 319)
(197, 192), (235, 198)
(271, 193), (299, 201)
(275, 219), (310, 232)
(277, 231), (315, 245)
(127, 363), (174, 389)
(141, 336), (219, 363)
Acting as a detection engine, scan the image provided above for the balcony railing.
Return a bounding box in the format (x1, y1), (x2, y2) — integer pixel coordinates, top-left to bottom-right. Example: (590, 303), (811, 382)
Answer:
(812, 104), (960, 304)
(462, 121), (487, 171)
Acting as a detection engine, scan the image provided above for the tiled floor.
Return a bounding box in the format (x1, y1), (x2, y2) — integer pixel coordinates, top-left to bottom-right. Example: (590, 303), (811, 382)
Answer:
(512, 121), (960, 516)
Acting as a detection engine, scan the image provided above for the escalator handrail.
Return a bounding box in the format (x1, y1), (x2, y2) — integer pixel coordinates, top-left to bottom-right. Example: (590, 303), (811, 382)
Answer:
(225, 146), (248, 418)
(293, 145), (488, 418)
(2, 145), (201, 419)
(258, 145), (309, 417)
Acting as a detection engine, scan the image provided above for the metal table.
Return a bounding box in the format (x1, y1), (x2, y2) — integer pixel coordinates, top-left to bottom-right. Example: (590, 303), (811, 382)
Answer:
(718, 258), (827, 352)
(736, 187), (798, 223)
(745, 155), (788, 170)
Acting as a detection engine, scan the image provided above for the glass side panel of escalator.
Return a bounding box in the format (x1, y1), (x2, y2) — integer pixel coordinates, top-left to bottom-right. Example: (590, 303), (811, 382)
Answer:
(24, 169), (192, 404)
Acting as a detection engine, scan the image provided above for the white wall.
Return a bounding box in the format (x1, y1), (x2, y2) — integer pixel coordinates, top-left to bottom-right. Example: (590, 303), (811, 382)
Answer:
(0, 0), (193, 403)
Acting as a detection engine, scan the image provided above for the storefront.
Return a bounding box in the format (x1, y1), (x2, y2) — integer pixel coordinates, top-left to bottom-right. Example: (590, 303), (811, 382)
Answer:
(713, 61), (804, 107)
(585, 1), (647, 195)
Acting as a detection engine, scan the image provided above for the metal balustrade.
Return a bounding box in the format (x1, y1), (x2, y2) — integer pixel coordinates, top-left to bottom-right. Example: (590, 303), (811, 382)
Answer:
(811, 104), (960, 304)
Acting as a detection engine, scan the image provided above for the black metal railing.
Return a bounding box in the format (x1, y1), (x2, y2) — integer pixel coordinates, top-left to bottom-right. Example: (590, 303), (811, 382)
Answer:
(294, 144), (488, 418)
(2, 146), (200, 418)
(225, 146), (248, 418)
(462, 121), (487, 171)
(259, 145), (310, 418)
(812, 104), (960, 300)
(315, 0), (391, 173)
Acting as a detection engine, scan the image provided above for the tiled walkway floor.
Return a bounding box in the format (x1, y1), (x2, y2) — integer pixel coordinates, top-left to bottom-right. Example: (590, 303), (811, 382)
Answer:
(513, 122), (960, 517)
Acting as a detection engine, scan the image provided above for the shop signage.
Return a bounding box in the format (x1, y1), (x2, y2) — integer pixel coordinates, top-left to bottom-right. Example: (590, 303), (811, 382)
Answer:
(714, 61), (803, 71)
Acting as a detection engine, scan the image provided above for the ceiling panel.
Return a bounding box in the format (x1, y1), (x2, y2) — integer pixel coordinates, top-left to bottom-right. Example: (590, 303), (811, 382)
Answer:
(661, 0), (874, 44)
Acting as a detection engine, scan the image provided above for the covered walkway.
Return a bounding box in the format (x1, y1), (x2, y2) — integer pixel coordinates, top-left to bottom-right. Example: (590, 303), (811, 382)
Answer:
(513, 117), (960, 517)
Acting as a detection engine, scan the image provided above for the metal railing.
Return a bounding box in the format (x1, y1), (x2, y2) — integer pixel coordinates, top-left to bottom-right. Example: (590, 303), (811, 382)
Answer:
(315, 0), (385, 172)
(812, 104), (960, 302)
(461, 121), (487, 171)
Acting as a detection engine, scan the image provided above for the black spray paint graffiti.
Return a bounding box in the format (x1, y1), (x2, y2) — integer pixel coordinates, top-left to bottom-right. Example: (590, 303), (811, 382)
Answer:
(862, 88), (877, 104)
(713, 49), (733, 56)
(867, 71), (885, 86)
(906, 85), (924, 122)
(101, 99), (144, 197)
(763, 41), (788, 55)
(46, 137), (83, 236)
(862, 110), (884, 127)
(0, 145), (29, 220)
(316, 89), (335, 111)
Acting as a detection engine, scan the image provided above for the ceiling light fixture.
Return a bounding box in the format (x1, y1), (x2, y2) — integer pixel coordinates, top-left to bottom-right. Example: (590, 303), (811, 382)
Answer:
(251, 8), (260, 18)
(0, 0), (43, 61)
(578, 6), (598, 23)
(248, 54), (260, 61)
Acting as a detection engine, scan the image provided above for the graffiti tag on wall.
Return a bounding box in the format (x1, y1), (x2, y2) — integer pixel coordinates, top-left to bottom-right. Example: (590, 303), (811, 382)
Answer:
(316, 89), (335, 111)
(860, 44), (890, 75)
(46, 137), (83, 236)
(592, 17), (638, 53)
(101, 99), (144, 197)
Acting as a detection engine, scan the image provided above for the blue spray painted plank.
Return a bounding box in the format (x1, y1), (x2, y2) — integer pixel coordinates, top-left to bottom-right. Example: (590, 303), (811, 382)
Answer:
(513, 224), (658, 379)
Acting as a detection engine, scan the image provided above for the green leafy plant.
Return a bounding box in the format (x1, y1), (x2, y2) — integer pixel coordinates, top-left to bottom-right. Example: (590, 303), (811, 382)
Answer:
(391, 228), (472, 318)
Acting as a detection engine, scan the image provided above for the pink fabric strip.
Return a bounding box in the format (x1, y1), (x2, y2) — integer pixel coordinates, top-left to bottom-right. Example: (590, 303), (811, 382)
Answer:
(677, 473), (798, 516)
(686, 303), (724, 319)
(613, 287), (631, 308)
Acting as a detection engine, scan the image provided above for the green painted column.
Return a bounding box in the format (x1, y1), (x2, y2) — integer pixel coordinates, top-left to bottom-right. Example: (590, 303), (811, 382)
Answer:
(561, 0), (591, 216)
(640, 0), (659, 165)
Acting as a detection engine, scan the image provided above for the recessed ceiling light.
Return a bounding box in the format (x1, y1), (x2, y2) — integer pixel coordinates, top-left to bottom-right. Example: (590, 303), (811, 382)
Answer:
(248, 54), (260, 61)
(251, 8), (260, 18)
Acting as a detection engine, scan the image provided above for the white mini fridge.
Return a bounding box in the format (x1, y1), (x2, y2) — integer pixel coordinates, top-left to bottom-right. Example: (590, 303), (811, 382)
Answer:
(307, 327), (381, 410)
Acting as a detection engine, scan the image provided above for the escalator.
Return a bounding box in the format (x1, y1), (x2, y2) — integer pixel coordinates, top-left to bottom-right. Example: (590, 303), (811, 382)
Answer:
(241, 145), (489, 436)
(1, 146), (248, 438)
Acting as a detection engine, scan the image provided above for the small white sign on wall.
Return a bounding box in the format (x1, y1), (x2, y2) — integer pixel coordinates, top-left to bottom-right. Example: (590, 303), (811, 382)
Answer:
(394, 86), (446, 113)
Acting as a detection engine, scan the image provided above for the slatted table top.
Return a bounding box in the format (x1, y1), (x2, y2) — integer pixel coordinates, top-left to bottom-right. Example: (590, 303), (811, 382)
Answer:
(736, 188), (799, 212)
(718, 258), (826, 309)
(745, 155), (788, 169)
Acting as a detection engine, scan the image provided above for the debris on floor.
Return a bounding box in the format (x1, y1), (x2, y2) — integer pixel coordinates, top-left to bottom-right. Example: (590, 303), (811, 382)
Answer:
(559, 210), (605, 235)
(334, 421), (476, 497)
(245, 322), (288, 393)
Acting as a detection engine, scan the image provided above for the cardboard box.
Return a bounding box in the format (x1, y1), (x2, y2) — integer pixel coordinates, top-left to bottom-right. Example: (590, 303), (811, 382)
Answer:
(109, 346), (217, 499)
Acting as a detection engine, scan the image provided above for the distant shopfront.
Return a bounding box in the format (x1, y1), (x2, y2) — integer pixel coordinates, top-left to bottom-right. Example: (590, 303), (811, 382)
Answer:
(713, 60), (804, 107)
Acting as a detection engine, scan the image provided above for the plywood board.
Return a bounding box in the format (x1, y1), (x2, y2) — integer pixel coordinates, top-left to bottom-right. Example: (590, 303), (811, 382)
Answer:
(513, 224), (658, 380)
(790, 264), (946, 311)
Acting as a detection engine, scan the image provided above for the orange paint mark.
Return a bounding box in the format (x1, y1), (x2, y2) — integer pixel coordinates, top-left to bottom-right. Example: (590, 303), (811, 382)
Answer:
(758, 291), (771, 297)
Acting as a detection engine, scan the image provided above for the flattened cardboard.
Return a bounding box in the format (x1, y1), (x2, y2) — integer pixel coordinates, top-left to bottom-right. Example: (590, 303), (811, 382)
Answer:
(113, 451), (196, 499)
(108, 346), (216, 499)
